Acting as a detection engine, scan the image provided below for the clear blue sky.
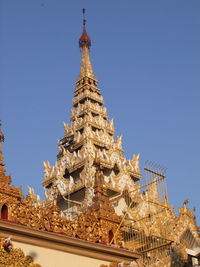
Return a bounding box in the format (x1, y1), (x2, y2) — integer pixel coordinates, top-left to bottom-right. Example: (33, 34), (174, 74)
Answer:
(1, 1), (200, 224)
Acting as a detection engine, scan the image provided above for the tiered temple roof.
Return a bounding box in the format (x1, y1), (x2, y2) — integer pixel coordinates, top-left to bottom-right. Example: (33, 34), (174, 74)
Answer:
(42, 20), (141, 218)
(0, 13), (200, 267)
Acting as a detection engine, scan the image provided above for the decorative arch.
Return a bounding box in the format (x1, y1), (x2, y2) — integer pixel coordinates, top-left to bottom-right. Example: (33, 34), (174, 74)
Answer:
(1, 204), (8, 220)
(113, 164), (120, 175)
(108, 230), (114, 244)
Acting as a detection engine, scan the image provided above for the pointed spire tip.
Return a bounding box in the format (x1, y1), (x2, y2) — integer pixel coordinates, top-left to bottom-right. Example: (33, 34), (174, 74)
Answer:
(79, 8), (91, 49)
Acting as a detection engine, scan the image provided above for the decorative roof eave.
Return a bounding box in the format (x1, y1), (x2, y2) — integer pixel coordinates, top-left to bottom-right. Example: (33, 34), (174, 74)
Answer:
(67, 159), (87, 173)
(72, 137), (112, 150)
(98, 160), (114, 169)
(127, 170), (142, 180)
(76, 75), (98, 86)
(106, 185), (122, 195)
(178, 206), (196, 220)
(70, 121), (114, 136)
(80, 71), (93, 78)
(0, 186), (23, 200)
(71, 107), (108, 121)
(71, 139), (84, 149)
(71, 99), (107, 118)
(0, 220), (140, 263)
(42, 176), (57, 187)
(72, 92), (104, 106)
(74, 83), (100, 96)
(63, 184), (85, 197)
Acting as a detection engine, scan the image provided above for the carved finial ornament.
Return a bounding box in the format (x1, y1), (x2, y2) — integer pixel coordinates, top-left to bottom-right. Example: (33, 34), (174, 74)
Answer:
(79, 9), (94, 77)
(79, 8), (91, 49)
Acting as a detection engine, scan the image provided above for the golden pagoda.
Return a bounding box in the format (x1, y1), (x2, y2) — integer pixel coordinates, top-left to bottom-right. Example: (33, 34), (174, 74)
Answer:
(0, 10), (200, 267)
(42, 15), (141, 218)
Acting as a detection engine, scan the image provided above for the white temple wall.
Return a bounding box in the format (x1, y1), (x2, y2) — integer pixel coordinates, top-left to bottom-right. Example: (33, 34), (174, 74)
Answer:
(14, 241), (109, 267)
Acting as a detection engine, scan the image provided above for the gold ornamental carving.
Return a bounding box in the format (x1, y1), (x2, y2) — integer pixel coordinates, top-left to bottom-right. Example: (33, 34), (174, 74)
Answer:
(0, 238), (41, 267)
(99, 263), (118, 267)
(0, 21), (200, 267)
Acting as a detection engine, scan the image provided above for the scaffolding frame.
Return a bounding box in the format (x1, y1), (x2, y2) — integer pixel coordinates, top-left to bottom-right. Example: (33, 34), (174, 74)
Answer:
(110, 161), (173, 265)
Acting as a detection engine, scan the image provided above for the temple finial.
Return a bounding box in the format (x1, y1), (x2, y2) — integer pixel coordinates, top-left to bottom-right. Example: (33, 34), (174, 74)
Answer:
(79, 9), (93, 77)
(79, 8), (91, 49)
(0, 121), (5, 174)
(83, 8), (86, 27)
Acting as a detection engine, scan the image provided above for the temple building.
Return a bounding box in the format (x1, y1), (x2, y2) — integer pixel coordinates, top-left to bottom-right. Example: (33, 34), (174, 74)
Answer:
(0, 12), (200, 267)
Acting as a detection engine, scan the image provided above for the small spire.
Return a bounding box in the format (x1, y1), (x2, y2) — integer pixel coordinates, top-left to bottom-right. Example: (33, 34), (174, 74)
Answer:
(79, 8), (91, 49)
(83, 8), (86, 27)
(0, 121), (5, 174)
(79, 9), (94, 77)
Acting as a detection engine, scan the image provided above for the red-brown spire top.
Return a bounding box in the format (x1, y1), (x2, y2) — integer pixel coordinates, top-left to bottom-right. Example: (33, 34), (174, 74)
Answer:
(79, 9), (94, 77)
(79, 8), (91, 49)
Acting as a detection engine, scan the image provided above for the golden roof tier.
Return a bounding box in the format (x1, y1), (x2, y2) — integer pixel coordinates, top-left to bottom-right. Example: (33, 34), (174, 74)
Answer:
(1, 11), (200, 267)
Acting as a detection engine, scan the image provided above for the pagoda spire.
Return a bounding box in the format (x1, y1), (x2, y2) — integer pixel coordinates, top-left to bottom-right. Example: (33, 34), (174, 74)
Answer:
(42, 14), (141, 218)
(79, 9), (94, 78)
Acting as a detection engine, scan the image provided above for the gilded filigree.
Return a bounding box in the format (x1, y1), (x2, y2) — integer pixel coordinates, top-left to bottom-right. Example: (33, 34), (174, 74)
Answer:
(0, 238), (41, 267)
(99, 263), (118, 267)
(41, 36), (141, 215)
(1, 21), (200, 267)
